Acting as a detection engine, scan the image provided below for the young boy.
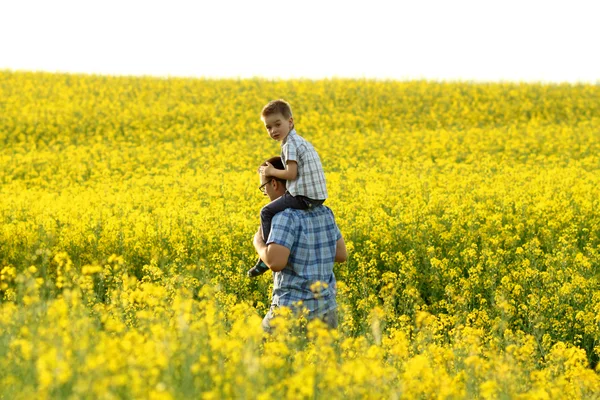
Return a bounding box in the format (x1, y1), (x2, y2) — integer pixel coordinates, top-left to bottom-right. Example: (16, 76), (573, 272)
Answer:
(247, 99), (328, 277)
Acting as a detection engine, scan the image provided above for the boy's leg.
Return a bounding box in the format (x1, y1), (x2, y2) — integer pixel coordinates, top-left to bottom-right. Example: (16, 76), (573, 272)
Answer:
(248, 193), (307, 278)
(260, 192), (307, 241)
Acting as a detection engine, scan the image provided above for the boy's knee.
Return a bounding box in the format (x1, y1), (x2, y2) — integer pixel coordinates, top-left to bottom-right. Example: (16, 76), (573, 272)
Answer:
(261, 205), (275, 219)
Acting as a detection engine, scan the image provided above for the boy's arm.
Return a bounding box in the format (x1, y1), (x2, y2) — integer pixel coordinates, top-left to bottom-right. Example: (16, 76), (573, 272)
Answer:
(264, 161), (298, 180)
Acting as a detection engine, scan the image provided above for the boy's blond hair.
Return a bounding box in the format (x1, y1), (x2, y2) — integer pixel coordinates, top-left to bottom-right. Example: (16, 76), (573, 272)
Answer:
(261, 99), (293, 120)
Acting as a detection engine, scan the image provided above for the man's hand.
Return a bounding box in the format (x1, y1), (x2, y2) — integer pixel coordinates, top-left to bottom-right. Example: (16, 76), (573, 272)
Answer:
(253, 229), (265, 249)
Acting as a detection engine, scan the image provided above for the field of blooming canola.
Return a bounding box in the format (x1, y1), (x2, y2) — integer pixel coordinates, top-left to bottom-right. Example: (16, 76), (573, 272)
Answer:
(1, 70), (600, 399)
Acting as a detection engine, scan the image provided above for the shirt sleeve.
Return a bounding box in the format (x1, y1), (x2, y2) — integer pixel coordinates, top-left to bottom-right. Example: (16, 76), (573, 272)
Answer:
(327, 207), (342, 241)
(334, 223), (342, 241)
(267, 212), (297, 250)
(283, 140), (297, 163)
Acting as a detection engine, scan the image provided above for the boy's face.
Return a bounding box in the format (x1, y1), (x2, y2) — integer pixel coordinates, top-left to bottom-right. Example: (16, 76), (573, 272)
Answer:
(262, 113), (293, 141)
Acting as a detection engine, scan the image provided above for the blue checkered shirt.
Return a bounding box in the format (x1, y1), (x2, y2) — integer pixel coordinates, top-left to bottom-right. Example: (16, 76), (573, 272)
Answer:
(266, 205), (341, 316)
(281, 129), (328, 200)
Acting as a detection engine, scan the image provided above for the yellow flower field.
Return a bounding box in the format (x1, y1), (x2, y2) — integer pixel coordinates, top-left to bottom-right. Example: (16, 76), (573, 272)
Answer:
(1, 70), (600, 399)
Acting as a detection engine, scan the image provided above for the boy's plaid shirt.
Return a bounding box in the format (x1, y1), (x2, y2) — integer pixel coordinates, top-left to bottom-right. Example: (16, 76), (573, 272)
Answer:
(281, 129), (328, 200)
(266, 206), (341, 316)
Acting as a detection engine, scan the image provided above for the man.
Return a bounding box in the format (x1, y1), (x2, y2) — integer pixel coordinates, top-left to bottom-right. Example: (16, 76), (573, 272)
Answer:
(252, 156), (347, 332)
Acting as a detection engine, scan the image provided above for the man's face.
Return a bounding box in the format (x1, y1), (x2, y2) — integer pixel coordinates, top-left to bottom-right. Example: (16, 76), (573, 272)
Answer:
(262, 113), (293, 141)
(260, 174), (284, 201)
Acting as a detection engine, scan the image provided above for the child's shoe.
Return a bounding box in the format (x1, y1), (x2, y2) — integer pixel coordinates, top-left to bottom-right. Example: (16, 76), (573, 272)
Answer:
(247, 259), (269, 277)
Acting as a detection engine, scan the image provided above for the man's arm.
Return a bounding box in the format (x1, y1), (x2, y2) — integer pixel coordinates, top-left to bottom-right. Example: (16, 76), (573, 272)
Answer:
(253, 231), (290, 272)
(335, 237), (348, 263)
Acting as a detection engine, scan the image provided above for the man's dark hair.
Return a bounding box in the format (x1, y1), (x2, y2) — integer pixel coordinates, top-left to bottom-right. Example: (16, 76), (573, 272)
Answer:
(259, 156), (286, 184)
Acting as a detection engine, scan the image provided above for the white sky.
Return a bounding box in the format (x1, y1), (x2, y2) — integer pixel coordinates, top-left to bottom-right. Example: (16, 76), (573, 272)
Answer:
(1, 0), (599, 83)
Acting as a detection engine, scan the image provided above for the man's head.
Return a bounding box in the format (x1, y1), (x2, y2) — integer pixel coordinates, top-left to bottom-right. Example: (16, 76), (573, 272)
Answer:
(259, 156), (286, 201)
(261, 99), (294, 142)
